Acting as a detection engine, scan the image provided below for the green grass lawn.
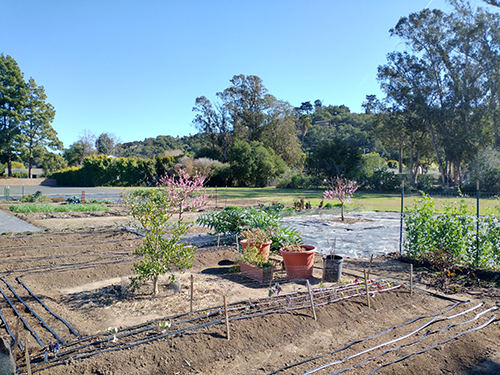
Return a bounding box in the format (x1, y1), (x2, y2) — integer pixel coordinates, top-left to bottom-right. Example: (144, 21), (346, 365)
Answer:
(117, 186), (500, 214)
(205, 187), (500, 214)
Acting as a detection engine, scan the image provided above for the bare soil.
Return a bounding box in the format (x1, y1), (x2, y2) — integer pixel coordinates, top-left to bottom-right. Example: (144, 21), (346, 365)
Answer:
(0, 202), (499, 374)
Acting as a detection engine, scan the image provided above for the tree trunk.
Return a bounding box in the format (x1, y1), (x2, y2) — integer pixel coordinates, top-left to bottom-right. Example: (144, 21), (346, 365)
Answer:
(426, 118), (445, 185)
(398, 148), (403, 173)
(340, 204), (344, 221)
(7, 151), (12, 178)
(409, 138), (416, 187)
(153, 274), (159, 295)
(29, 148), (33, 179)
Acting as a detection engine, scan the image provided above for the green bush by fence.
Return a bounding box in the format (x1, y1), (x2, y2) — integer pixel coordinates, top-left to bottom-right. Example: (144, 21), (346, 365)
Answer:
(52, 155), (177, 187)
(404, 193), (500, 270)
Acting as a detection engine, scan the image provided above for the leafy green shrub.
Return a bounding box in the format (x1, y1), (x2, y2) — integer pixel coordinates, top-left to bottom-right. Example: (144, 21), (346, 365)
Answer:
(236, 245), (273, 268)
(323, 202), (341, 208)
(278, 173), (314, 189)
(404, 193), (500, 269)
(358, 152), (387, 179)
(415, 174), (437, 191)
(12, 172), (28, 178)
(20, 191), (50, 203)
(365, 169), (408, 191)
(197, 204), (301, 251)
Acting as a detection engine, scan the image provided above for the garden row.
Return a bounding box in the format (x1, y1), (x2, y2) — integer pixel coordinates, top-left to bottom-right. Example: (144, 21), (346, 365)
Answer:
(404, 194), (500, 271)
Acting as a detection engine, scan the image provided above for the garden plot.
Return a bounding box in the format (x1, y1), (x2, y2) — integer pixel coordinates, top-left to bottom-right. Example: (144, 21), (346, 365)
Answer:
(282, 211), (402, 258)
(1, 228), (499, 374)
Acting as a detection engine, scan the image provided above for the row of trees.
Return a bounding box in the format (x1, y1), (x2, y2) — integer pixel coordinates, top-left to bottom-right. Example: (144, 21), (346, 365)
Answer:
(0, 54), (62, 178)
(5, 2), (500, 191)
(369, 1), (500, 188)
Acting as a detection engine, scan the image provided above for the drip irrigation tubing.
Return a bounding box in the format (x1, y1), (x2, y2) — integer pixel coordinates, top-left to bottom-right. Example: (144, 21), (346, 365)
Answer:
(301, 303), (487, 375)
(19, 281), (405, 372)
(0, 283), (44, 347)
(368, 314), (499, 375)
(228, 280), (389, 318)
(16, 277), (81, 339)
(267, 301), (462, 375)
(0, 305), (24, 351)
(1, 277), (64, 344)
(29, 317), (226, 374)
(329, 306), (499, 375)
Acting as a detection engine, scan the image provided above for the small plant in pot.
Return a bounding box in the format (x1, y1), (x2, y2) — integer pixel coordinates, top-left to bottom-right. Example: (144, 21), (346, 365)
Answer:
(279, 243), (317, 279)
(239, 227), (274, 261)
(237, 245), (274, 283)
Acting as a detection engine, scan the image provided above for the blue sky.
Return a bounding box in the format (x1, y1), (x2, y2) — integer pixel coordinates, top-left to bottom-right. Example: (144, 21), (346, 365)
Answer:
(2, 0), (474, 149)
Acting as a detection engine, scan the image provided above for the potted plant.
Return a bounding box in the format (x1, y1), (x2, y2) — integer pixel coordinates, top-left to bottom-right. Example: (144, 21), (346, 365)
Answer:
(279, 244), (316, 279)
(239, 227), (274, 261)
(237, 245), (274, 284)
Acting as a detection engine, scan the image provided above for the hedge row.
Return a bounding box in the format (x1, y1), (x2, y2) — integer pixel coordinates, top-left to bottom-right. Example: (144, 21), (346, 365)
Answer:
(52, 155), (177, 187)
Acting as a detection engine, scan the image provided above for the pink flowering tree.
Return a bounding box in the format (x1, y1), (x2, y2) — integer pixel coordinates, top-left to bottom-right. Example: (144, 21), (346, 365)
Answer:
(323, 176), (360, 221)
(159, 169), (208, 220)
(125, 169), (208, 295)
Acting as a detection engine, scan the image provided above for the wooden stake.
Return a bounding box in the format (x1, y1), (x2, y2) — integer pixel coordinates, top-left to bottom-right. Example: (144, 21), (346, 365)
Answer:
(306, 280), (317, 321)
(410, 264), (413, 297)
(217, 234), (220, 247)
(224, 295), (230, 340)
(364, 270), (371, 308)
(235, 234), (239, 252)
(368, 254), (374, 279)
(190, 275), (194, 312)
(25, 346), (32, 375)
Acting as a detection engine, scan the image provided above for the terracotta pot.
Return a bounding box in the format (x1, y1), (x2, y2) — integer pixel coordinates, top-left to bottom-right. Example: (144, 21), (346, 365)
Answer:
(240, 239), (272, 261)
(239, 262), (273, 284)
(279, 245), (316, 279)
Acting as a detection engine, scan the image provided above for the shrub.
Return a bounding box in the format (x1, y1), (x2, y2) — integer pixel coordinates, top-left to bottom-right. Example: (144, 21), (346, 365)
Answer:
(404, 193), (500, 269)
(124, 169), (207, 295)
(197, 204), (301, 251)
(365, 169), (408, 191)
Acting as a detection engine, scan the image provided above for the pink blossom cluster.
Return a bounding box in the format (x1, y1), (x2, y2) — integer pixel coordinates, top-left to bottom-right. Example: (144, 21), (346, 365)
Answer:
(159, 168), (208, 219)
(323, 176), (359, 205)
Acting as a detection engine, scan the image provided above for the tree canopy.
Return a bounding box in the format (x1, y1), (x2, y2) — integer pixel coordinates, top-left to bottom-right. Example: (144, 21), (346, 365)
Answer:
(0, 54), (62, 177)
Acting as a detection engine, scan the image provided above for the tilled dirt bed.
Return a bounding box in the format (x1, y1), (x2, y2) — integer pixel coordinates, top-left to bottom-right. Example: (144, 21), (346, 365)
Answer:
(1, 228), (500, 375)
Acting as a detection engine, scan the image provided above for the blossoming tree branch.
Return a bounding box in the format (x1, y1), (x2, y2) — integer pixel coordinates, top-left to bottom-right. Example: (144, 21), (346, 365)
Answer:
(324, 176), (360, 221)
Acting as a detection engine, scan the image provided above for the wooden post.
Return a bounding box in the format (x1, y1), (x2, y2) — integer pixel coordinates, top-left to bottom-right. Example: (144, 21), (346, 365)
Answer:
(224, 295), (230, 340)
(364, 269), (371, 308)
(25, 346), (32, 375)
(217, 234), (220, 247)
(190, 275), (194, 312)
(410, 264), (413, 297)
(306, 280), (317, 321)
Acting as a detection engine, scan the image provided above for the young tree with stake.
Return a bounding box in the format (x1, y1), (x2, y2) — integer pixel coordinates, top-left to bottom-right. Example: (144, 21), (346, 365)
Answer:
(126, 169), (207, 295)
(323, 176), (360, 221)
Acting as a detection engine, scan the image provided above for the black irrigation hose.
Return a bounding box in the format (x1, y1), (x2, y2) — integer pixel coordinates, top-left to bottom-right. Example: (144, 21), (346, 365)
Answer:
(1, 277), (65, 344)
(229, 280), (391, 319)
(0, 283), (44, 347)
(0, 305), (24, 351)
(30, 318), (226, 374)
(24, 281), (399, 369)
(267, 301), (462, 375)
(368, 314), (498, 375)
(16, 277), (81, 339)
(330, 306), (499, 375)
(24, 281), (400, 372)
